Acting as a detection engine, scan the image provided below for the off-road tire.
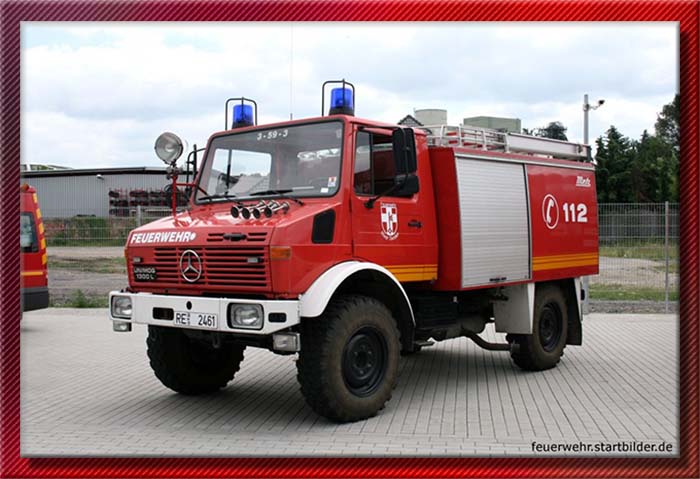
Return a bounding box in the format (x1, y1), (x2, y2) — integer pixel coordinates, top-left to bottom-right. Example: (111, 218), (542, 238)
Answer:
(147, 326), (245, 395)
(297, 295), (401, 422)
(507, 284), (568, 371)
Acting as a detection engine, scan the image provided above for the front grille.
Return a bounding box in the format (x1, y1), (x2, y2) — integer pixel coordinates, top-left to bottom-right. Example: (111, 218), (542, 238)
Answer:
(143, 246), (270, 291)
(207, 232), (268, 243)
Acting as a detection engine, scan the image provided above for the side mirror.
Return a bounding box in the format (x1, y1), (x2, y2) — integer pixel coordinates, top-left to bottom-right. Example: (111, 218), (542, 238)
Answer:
(392, 127), (417, 174)
(393, 173), (419, 196)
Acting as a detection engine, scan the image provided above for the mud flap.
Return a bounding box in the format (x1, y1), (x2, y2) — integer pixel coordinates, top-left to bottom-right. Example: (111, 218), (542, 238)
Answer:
(567, 277), (583, 345)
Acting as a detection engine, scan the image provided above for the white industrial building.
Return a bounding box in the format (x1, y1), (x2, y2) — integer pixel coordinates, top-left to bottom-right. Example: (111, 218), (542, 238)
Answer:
(20, 167), (172, 218)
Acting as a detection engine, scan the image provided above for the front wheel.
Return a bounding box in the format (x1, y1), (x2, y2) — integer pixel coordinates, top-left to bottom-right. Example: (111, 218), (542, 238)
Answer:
(296, 295), (401, 422)
(507, 284), (568, 371)
(147, 326), (245, 395)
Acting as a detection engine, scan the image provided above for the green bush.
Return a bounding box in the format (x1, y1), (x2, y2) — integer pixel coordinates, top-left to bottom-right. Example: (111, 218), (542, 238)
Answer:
(52, 290), (108, 308)
(45, 217), (136, 247)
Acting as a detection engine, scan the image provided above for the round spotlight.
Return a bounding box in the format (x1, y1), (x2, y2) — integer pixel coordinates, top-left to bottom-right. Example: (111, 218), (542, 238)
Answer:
(154, 132), (184, 165)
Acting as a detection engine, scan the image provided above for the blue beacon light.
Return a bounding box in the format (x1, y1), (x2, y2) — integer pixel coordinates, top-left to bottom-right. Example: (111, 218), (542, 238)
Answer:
(329, 87), (354, 116)
(232, 104), (254, 128)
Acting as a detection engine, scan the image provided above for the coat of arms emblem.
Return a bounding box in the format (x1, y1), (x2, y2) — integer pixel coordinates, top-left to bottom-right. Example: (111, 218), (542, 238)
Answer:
(380, 203), (399, 240)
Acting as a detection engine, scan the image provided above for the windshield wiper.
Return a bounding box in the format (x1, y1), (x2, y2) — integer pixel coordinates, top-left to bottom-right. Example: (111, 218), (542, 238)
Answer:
(249, 189), (304, 205)
(199, 193), (239, 203)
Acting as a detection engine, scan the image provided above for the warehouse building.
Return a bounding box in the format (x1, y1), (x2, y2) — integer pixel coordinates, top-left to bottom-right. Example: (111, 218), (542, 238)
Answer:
(462, 115), (522, 133)
(399, 110), (523, 135)
(20, 167), (174, 218)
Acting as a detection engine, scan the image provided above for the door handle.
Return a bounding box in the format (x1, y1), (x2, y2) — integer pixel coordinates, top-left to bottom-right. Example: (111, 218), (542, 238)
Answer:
(408, 220), (422, 228)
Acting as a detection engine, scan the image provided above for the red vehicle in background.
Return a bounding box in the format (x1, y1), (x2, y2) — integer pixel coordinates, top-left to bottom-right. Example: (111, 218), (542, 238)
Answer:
(21, 184), (49, 311)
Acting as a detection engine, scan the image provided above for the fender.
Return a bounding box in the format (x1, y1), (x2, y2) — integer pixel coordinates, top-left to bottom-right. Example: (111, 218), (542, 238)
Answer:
(299, 261), (415, 322)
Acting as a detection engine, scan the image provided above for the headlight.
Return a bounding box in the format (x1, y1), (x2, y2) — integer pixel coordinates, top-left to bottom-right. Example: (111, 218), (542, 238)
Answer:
(227, 304), (263, 330)
(111, 296), (132, 319)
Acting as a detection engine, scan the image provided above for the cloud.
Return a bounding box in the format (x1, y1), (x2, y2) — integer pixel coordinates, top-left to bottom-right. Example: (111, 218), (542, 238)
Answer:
(21, 22), (677, 168)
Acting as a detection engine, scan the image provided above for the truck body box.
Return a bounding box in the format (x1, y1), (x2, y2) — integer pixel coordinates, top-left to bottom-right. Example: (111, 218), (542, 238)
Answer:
(429, 146), (599, 291)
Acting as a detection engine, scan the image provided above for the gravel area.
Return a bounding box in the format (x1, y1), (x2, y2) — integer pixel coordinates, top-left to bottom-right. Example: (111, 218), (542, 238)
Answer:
(45, 247), (678, 313)
(588, 300), (678, 314)
(49, 246), (124, 260)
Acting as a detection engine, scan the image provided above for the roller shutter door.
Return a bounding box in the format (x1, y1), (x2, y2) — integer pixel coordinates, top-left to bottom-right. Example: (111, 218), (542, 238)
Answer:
(454, 157), (530, 288)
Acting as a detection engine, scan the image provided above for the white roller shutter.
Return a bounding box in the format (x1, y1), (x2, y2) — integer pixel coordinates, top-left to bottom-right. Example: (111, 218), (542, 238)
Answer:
(455, 157), (530, 288)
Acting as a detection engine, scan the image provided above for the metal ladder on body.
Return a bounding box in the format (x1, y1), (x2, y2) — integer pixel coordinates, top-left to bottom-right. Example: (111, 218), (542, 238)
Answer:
(422, 124), (591, 161)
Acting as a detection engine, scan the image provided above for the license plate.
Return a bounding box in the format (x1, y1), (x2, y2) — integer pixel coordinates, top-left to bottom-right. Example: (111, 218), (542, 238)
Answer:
(133, 266), (157, 282)
(174, 311), (218, 330)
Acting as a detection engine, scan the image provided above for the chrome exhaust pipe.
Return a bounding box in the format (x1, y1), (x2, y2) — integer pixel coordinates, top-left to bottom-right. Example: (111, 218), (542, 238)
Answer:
(230, 205), (241, 218)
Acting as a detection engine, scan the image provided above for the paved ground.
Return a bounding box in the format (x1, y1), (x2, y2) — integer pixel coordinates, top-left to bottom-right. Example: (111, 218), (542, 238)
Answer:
(21, 309), (678, 457)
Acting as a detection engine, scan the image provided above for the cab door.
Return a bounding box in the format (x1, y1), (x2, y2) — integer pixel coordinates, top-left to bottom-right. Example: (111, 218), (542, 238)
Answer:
(350, 127), (436, 283)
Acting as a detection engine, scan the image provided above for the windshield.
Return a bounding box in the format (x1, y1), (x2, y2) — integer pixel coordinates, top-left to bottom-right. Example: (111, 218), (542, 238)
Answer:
(196, 121), (344, 202)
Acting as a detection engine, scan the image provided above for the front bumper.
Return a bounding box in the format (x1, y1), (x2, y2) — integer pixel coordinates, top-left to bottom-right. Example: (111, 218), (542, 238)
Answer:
(108, 291), (300, 335)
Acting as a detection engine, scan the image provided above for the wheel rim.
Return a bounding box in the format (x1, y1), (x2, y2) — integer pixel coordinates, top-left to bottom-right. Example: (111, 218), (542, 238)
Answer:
(342, 327), (387, 397)
(539, 302), (563, 352)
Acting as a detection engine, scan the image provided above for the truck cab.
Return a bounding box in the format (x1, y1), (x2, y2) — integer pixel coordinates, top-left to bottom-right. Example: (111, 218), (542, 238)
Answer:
(110, 83), (597, 422)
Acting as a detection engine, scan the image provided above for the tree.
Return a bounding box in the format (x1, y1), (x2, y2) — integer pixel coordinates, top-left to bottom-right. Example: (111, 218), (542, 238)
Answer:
(539, 121), (569, 141)
(525, 121), (569, 141)
(595, 125), (678, 203)
(655, 94), (679, 155)
(595, 126), (635, 203)
(654, 94), (680, 201)
(633, 130), (675, 202)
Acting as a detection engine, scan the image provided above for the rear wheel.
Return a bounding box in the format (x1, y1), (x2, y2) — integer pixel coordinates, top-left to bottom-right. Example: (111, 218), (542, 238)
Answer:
(147, 326), (245, 395)
(507, 284), (568, 371)
(297, 295), (400, 422)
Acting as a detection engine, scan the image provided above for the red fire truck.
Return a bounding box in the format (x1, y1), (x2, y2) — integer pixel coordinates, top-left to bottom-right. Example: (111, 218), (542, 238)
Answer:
(21, 184), (49, 311)
(109, 82), (598, 422)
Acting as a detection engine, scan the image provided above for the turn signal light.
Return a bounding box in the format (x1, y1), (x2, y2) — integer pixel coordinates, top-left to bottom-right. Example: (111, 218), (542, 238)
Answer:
(270, 246), (292, 260)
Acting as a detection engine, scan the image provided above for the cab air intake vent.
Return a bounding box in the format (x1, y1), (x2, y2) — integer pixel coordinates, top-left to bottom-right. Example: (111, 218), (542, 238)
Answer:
(312, 210), (335, 244)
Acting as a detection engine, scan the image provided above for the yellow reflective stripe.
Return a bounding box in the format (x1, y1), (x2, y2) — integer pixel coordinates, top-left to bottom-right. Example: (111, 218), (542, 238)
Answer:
(532, 253), (598, 272)
(385, 264), (438, 282)
(385, 264), (438, 270)
(40, 238), (46, 250)
(32, 193), (38, 204)
(42, 253), (47, 265)
(38, 222), (45, 234)
(532, 253), (597, 262)
(35, 208), (42, 219)
(21, 270), (44, 277)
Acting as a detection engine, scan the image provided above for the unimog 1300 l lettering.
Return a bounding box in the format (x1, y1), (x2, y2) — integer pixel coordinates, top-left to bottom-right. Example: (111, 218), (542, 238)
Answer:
(110, 81), (598, 422)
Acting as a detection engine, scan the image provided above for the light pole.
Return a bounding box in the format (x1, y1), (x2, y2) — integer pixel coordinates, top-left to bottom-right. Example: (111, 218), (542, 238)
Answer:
(583, 94), (605, 145)
(582, 94), (604, 314)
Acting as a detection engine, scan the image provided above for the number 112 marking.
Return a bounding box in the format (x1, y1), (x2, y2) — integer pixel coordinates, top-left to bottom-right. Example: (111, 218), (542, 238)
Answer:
(563, 203), (588, 223)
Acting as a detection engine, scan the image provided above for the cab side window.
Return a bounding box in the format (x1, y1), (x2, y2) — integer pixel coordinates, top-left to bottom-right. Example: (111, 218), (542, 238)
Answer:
(20, 213), (38, 253)
(353, 132), (397, 195)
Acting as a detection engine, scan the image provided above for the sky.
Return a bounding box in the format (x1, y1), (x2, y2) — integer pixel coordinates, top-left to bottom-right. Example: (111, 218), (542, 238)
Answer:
(20, 22), (678, 169)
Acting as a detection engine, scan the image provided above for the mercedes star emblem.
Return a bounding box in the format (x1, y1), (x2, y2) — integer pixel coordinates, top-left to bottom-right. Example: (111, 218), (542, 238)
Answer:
(179, 249), (203, 283)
